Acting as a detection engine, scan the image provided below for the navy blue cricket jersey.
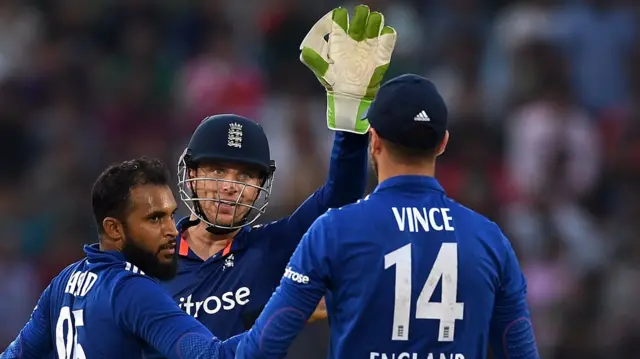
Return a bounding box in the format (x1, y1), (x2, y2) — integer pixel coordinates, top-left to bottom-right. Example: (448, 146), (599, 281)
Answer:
(157, 132), (368, 341)
(236, 175), (539, 359)
(1, 244), (242, 359)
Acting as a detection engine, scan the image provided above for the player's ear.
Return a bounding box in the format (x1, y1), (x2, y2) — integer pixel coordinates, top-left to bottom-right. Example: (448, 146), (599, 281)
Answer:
(102, 217), (125, 241)
(435, 130), (449, 157)
(369, 128), (382, 156)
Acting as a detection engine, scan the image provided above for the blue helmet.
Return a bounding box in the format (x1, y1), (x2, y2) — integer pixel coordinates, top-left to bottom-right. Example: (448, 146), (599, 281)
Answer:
(177, 114), (276, 233)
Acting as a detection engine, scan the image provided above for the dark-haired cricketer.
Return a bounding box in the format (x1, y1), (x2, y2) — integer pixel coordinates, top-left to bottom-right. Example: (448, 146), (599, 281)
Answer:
(1, 157), (243, 359)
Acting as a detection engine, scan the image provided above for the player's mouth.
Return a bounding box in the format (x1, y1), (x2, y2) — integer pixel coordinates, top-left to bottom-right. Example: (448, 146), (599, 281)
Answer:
(160, 242), (176, 255)
(217, 202), (238, 214)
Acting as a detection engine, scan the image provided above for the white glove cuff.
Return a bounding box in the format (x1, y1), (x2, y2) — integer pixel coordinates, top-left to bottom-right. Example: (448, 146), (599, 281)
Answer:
(326, 92), (371, 134)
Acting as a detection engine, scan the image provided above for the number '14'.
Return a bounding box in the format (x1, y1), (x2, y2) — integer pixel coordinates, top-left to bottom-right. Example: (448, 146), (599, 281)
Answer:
(384, 242), (464, 342)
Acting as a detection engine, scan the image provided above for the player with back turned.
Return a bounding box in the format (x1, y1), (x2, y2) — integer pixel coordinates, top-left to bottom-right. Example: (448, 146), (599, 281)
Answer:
(152, 3), (397, 347)
(235, 74), (540, 359)
(1, 158), (243, 359)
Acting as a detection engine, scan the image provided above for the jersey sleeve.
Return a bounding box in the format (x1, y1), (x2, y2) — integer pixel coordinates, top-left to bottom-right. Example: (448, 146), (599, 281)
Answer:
(111, 274), (242, 359)
(236, 213), (336, 359)
(489, 230), (540, 359)
(0, 284), (53, 359)
(262, 131), (368, 259)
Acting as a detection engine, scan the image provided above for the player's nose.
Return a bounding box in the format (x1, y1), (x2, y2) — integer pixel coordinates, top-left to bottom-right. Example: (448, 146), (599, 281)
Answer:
(164, 220), (179, 238)
(218, 177), (240, 194)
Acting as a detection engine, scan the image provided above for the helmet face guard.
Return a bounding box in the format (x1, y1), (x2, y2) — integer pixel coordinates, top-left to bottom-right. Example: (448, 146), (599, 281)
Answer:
(177, 153), (275, 231)
(179, 114), (275, 232)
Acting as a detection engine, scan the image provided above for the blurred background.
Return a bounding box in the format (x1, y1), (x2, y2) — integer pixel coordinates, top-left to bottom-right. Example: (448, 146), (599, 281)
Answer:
(1, 0), (639, 357)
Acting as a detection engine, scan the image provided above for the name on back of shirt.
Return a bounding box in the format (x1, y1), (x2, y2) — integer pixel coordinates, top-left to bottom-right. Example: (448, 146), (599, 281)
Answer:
(64, 270), (98, 298)
(392, 207), (455, 233)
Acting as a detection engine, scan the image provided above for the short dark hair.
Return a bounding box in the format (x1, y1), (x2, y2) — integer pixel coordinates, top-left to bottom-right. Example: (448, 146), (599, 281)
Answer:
(381, 137), (437, 164)
(92, 157), (171, 233)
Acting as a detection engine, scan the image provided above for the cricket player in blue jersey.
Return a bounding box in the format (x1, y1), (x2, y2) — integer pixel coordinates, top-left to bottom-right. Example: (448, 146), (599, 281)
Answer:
(235, 74), (540, 359)
(155, 3), (397, 344)
(1, 158), (243, 359)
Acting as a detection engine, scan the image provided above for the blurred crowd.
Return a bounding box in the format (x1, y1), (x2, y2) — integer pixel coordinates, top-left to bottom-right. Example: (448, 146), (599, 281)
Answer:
(1, 0), (639, 358)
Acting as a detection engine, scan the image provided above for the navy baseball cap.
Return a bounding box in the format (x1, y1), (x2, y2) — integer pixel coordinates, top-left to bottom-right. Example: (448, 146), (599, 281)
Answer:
(363, 74), (448, 150)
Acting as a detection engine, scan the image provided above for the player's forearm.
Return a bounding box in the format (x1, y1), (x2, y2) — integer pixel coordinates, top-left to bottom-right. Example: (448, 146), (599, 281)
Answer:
(0, 337), (24, 359)
(137, 310), (242, 359)
(220, 333), (245, 356)
(490, 316), (540, 359)
(324, 131), (369, 208)
(236, 283), (323, 359)
(166, 332), (241, 359)
(0, 334), (49, 359)
(235, 307), (307, 359)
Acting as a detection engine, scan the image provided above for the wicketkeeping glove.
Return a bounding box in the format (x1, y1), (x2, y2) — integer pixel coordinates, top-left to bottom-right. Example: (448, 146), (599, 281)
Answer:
(299, 5), (397, 134)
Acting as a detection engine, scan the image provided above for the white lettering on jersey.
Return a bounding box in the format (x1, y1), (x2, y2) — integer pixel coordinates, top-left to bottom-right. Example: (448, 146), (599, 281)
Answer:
(391, 207), (455, 232)
(124, 261), (145, 275)
(178, 287), (251, 318)
(283, 266), (310, 284)
(64, 271), (98, 298)
(369, 353), (465, 359)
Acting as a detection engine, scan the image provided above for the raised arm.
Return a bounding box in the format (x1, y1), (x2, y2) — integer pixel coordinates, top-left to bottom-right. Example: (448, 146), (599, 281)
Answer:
(260, 3), (398, 257)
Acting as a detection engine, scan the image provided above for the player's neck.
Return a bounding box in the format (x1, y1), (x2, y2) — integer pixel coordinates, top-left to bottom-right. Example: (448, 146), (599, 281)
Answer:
(98, 237), (118, 252)
(376, 163), (436, 184)
(185, 222), (238, 259)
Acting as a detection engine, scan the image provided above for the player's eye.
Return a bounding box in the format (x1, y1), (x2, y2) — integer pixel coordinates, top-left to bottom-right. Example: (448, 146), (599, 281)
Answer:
(238, 173), (252, 181)
(212, 169), (226, 176)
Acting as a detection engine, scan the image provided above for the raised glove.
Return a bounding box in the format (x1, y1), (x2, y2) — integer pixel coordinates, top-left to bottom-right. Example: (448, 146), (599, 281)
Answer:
(300, 5), (397, 134)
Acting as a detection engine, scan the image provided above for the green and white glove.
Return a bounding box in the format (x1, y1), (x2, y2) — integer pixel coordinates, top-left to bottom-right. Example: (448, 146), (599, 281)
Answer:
(299, 5), (397, 134)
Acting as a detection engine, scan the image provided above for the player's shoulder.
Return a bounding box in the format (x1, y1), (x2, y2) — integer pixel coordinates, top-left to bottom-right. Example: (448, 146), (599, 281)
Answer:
(94, 260), (160, 309)
(301, 195), (373, 233)
(49, 258), (88, 291)
(445, 197), (510, 247)
(84, 257), (157, 296)
(326, 194), (373, 216)
(109, 260), (155, 285)
(447, 197), (500, 229)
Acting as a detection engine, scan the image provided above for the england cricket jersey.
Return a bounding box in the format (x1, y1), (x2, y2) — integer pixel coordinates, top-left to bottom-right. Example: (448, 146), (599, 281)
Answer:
(159, 131), (368, 342)
(1, 244), (242, 359)
(236, 175), (539, 359)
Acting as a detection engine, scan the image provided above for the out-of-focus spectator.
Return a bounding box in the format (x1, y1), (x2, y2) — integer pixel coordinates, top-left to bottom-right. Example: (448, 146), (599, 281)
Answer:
(506, 41), (601, 203)
(260, 0), (316, 93)
(554, 0), (637, 112)
(178, 23), (264, 131)
(0, 0), (42, 80)
(503, 41), (605, 271)
(427, 31), (484, 122)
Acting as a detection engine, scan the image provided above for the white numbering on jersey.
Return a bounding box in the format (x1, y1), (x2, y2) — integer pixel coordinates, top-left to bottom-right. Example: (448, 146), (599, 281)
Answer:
(384, 242), (464, 342)
(56, 307), (86, 359)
